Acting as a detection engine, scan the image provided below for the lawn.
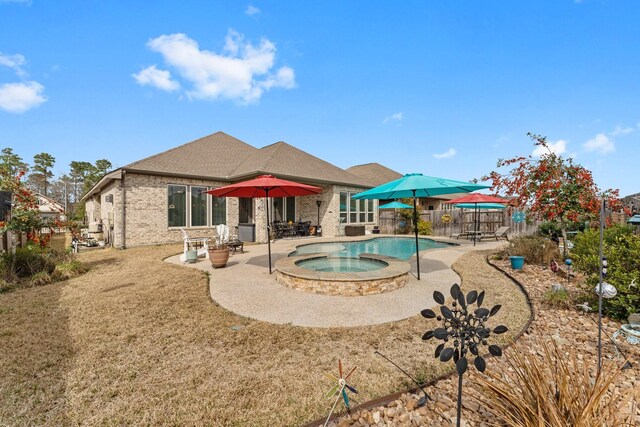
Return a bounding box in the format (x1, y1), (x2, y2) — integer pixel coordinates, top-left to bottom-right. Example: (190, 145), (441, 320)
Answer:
(0, 244), (530, 426)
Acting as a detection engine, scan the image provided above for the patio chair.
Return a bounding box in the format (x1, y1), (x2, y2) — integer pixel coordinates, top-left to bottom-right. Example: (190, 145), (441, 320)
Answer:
(479, 226), (510, 241)
(179, 228), (211, 262)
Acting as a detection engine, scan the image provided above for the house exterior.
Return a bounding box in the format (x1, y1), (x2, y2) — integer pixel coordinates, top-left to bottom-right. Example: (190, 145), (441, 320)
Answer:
(35, 193), (65, 221)
(83, 132), (387, 248)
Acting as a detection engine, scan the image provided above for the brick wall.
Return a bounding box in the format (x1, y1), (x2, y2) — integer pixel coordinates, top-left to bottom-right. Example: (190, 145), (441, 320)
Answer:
(89, 172), (375, 247)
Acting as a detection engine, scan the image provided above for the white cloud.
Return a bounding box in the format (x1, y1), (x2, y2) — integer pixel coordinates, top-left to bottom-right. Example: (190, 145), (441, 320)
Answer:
(583, 133), (614, 154)
(382, 112), (403, 124)
(0, 52), (27, 77)
(0, 81), (46, 113)
(532, 139), (567, 157)
(132, 65), (180, 91)
(245, 5), (260, 15)
(433, 148), (456, 159)
(138, 31), (295, 104)
(610, 124), (634, 136)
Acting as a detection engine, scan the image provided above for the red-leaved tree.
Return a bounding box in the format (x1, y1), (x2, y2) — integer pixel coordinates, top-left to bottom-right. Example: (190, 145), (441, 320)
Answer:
(483, 133), (627, 233)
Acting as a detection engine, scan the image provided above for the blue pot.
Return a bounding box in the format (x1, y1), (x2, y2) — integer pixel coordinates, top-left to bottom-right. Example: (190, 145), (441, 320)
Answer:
(509, 256), (525, 270)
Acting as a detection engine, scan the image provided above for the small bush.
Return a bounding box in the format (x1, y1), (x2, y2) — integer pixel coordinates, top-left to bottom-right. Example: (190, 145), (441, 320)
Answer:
(417, 219), (432, 235)
(500, 235), (561, 265)
(0, 245), (84, 291)
(543, 288), (572, 309)
(30, 271), (53, 287)
(53, 260), (86, 281)
(571, 225), (640, 320)
(537, 221), (562, 237)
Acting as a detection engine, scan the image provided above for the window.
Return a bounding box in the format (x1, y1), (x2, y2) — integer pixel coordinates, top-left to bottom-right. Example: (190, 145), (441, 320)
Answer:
(239, 198), (254, 223)
(339, 193), (348, 223)
(271, 197), (296, 222)
(340, 191), (376, 224)
(191, 186), (207, 227)
(168, 185), (187, 227)
(350, 196), (357, 223)
(212, 195), (226, 225)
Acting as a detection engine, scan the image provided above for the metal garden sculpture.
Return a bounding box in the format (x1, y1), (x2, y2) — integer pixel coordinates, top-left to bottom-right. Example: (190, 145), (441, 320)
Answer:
(322, 359), (357, 427)
(421, 284), (508, 427)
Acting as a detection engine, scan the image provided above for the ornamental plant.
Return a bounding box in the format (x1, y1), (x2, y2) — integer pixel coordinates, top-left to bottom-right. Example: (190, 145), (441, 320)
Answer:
(571, 224), (640, 320)
(422, 283), (507, 427)
(483, 133), (627, 242)
(0, 167), (52, 248)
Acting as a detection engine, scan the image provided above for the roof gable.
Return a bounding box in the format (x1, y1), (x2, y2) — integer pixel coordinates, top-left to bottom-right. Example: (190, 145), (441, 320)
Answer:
(124, 131), (257, 179)
(346, 163), (403, 187)
(230, 141), (371, 187)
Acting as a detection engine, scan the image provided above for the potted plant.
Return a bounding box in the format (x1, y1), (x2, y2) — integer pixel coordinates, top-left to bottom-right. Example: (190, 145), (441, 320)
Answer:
(208, 240), (229, 268)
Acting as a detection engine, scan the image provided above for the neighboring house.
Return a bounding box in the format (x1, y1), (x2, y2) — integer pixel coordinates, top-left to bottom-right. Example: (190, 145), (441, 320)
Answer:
(83, 132), (384, 248)
(35, 193), (65, 221)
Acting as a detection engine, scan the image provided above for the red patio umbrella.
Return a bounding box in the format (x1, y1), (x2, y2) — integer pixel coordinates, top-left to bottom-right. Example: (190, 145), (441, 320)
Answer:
(447, 193), (507, 246)
(207, 175), (322, 273)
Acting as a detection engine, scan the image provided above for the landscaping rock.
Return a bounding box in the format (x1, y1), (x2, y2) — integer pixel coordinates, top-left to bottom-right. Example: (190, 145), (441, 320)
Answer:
(325, 253), (640, 426)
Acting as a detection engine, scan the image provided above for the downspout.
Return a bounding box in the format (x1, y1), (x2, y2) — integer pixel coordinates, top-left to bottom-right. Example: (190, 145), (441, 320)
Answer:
(120, 169), (126, 249)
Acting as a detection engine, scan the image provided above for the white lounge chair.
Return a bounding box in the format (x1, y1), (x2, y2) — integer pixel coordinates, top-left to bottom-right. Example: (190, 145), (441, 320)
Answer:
(179, 228), (210, 262)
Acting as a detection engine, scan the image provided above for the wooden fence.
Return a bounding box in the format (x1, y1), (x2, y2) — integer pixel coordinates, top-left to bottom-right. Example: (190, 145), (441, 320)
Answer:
(378, 208), (540, 237)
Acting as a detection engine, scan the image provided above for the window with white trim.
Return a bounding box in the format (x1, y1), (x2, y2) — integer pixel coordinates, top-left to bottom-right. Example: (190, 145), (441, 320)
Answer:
(340, 191), (375, 224)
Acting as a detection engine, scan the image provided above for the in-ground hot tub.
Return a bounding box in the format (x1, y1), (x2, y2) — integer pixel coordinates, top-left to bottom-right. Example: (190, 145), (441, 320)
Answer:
(274, 253), (411, 296)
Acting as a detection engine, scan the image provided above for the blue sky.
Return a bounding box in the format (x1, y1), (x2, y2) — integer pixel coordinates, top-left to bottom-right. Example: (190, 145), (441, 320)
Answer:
(1, 1), (639, 195)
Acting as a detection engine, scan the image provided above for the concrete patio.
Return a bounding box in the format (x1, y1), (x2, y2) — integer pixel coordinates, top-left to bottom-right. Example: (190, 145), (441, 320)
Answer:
(165, 235), (506, 328)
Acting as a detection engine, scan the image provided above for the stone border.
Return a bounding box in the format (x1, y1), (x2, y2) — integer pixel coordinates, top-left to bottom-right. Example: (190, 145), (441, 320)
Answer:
(275, 253), (410, 296)
(302, 253), (535, 427)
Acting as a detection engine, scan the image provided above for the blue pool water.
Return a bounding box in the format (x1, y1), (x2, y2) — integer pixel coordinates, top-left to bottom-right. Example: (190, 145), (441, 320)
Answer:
(290, 237), (448, 260)
(296, 257), (387, 272)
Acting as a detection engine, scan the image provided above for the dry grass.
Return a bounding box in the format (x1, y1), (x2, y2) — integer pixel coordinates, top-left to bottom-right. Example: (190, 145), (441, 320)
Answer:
(0, 245), (531, 426)
(473, 339), (636, 426)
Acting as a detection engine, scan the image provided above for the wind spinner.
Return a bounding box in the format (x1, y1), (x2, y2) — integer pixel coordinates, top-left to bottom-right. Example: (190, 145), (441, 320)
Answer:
(323, 359), (357, 427)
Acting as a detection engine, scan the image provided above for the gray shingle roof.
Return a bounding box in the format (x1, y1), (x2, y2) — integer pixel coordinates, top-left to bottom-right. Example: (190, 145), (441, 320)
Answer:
(230, 141), (371, 187)
(346, 163), (403, 187)
(124, 131), (258, 179)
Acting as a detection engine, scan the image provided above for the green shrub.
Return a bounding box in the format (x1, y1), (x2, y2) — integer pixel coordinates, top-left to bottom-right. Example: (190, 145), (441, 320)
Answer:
(0, 245), (83, 291)
(0, 246), (55, 279)
(500, 235), (561, 265)
(417, 219), (432, 235)
(571, 225), (640, 320)
(537, 221), (562, 237)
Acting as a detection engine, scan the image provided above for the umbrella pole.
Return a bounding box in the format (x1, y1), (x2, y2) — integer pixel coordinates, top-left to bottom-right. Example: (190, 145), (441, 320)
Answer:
(473, 203), (477, 246)
(413, 191), (420, 280)
(266, 191), (272, 274)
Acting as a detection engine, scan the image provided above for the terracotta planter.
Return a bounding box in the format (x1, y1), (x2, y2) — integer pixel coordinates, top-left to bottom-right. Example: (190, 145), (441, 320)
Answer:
(209, 248), (230, 268)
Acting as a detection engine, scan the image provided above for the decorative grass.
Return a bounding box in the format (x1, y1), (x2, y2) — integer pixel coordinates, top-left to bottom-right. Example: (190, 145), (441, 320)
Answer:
(0, 245), (530, 426)
(473, 339), (636, 426)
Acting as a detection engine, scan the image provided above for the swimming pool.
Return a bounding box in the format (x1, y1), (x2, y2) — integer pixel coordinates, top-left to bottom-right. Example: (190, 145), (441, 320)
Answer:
(289, 237), (448, 260)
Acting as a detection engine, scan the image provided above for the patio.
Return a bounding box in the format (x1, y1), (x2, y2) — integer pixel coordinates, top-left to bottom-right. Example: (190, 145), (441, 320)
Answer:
(165, 235), (506, 327)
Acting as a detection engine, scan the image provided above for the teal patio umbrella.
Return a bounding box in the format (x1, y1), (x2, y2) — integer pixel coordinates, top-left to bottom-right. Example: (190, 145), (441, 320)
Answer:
(352, 173), (490, 279)
(379, 201), (413, 235)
